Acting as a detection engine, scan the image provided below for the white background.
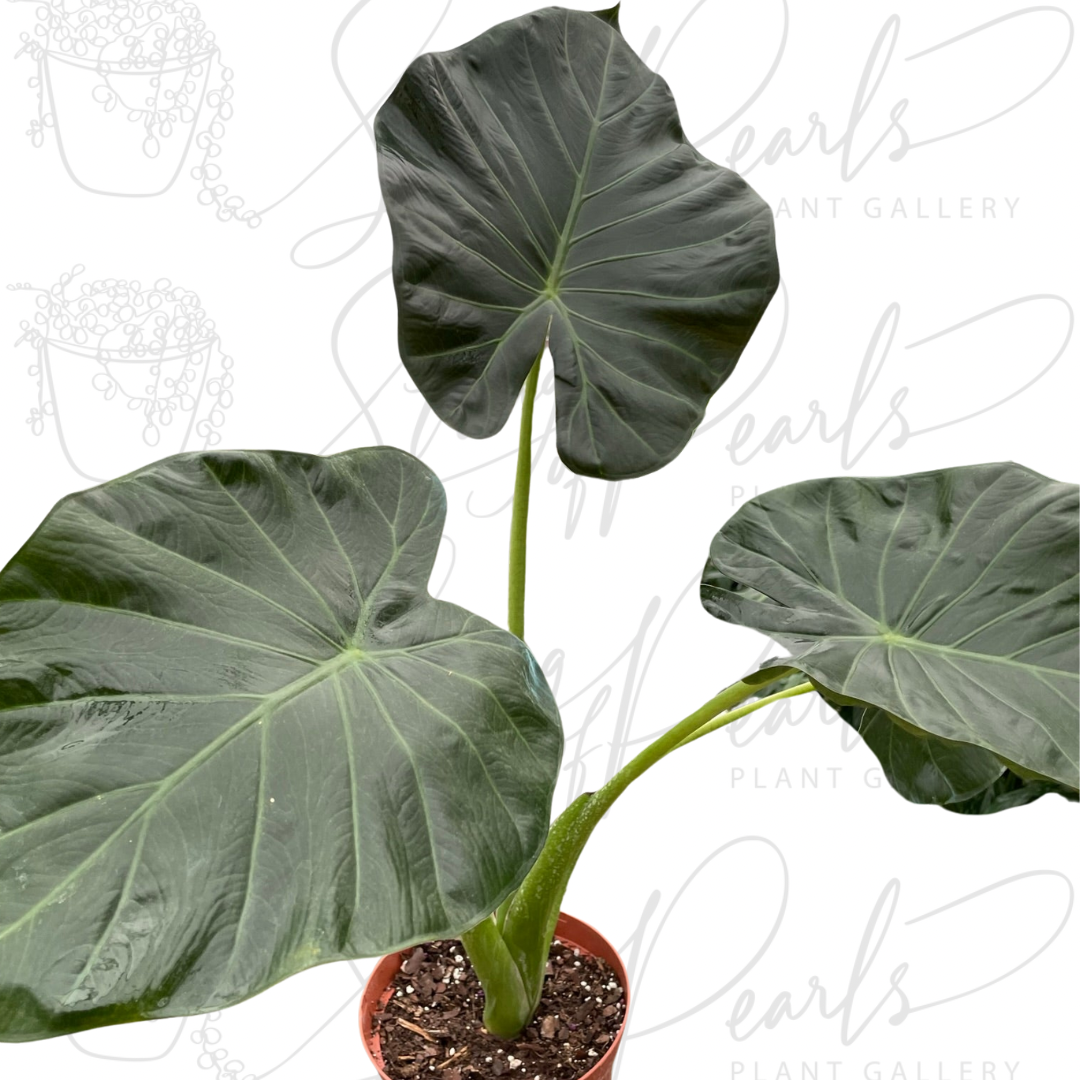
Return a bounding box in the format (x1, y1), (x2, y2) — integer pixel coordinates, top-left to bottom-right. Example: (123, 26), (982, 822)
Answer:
(0, 2), (1076, 1078)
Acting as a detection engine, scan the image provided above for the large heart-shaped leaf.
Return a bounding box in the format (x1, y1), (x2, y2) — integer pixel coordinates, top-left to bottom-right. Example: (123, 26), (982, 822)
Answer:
(700, 463), (1080, 791)
(375, 5), (779, 479)
(0, 448), (561, 1040)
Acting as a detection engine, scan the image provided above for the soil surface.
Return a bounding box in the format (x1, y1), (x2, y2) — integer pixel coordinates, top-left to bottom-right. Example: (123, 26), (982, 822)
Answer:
(370, 934), (625, 1079)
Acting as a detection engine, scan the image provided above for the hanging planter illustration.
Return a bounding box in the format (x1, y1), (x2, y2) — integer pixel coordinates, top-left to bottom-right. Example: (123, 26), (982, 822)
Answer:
(14, 1), (256, 223)
(10, 265), (235, 480)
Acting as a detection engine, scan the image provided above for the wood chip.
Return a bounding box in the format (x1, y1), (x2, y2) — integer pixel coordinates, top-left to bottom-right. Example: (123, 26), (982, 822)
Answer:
(436, 1047), (469, 1070)
(396, 1018), (437, 1042)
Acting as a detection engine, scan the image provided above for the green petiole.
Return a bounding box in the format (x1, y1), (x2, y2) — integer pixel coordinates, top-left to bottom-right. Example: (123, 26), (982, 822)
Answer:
(462, 670), (802, 1037)
(465, 361), (816, 1040)
(674, 680), (815, 749)
(507, 347), (544, 642)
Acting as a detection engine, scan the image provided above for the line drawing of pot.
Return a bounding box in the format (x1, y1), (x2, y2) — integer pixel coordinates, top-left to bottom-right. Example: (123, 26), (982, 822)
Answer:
(9, 265), (236, 481)
(13, 0), (258, 224)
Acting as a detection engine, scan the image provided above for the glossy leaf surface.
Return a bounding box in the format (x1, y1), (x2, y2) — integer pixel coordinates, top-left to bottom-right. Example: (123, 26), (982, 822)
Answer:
(701, 463), (1080, 791)
(0, 448), (561, 1040)
(753, 672), (1074, 811)
(842, 705), (1006, 805)
(840, 701), (1078, 811)
(375, 6), (779, 479)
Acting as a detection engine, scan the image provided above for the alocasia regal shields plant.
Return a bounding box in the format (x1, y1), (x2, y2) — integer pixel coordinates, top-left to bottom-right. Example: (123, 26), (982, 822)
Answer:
(0, 4), (1076, 1072)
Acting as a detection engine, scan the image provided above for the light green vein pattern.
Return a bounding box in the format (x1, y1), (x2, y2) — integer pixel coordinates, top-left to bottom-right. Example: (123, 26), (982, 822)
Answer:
(0, 446), (561, 1041)
(376, 7), (779, 479)
(702, 463), (1080, 790)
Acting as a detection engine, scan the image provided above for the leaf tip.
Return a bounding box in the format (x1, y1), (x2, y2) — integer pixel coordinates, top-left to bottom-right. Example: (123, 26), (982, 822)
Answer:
(593, 4), (622, 31)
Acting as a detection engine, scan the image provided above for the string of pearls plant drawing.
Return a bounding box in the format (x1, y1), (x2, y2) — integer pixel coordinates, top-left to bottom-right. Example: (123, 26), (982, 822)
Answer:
(9, 266), (235, 480)
(13, 0), (258, 224)
(190, 1015), (256, 1080)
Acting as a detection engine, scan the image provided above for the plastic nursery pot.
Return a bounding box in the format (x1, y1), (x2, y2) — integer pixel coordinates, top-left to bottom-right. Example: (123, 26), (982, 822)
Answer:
(360, 912), (629, 1080)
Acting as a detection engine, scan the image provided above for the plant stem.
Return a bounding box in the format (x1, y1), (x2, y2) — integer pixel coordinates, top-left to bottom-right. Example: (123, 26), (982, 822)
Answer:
(486, 671), (793, 1035)
(507, 350), (543, 641)
(458, 914), (531, 1040)
(674, 681), (814, 749)
(463, 345), (544, 1034)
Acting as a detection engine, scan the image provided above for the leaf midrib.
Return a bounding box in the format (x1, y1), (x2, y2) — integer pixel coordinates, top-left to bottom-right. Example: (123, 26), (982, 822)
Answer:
(544, 28), (615, 294)
(0, 648), (363, 942)
(815, 632), (1076, 680)
(0, 627), (548, 938)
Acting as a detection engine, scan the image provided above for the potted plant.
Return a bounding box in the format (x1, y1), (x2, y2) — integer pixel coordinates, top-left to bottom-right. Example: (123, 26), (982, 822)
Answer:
(13, 0), (254, 221)
(0, 7), (1075, 1080)
(9, 265), (235, 482)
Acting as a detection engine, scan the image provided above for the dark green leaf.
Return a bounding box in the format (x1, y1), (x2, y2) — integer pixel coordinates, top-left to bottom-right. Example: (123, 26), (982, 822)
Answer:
(942, 767), (1079, 815)
(375, 6), (779, 479)
(0, 448), (562, 1040)
(701, 463), (1079, 790)
(592, 5), (622, 30)
(844, 706), (1007, 805)
(801, 691), (1075, 812)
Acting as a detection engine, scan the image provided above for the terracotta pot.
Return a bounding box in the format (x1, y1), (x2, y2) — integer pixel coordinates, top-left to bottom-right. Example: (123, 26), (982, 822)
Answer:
(360, 912), (629, 1080)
